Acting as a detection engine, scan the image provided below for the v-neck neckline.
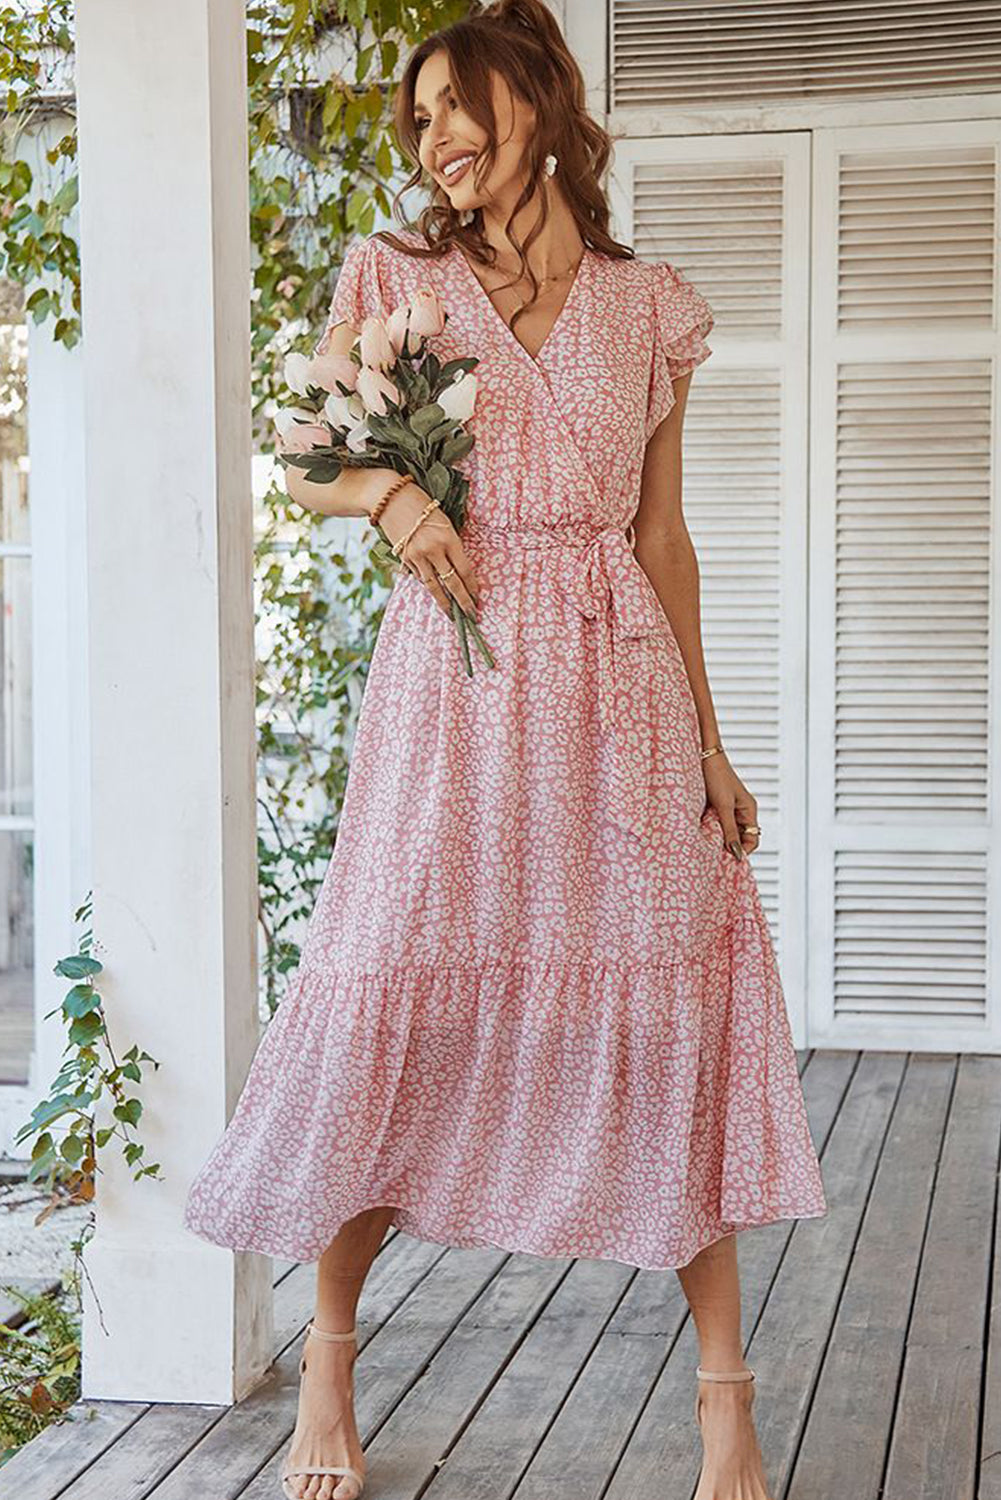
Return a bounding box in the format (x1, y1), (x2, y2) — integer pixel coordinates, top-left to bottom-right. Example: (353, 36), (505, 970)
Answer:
(452, 242), (590, 367)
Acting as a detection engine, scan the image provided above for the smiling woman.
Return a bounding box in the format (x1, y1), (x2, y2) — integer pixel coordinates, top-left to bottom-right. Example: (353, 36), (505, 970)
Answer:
(182, 3), (827, 1499)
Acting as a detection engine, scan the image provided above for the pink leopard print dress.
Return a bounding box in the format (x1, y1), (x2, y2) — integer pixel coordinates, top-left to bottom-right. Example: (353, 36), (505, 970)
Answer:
(183, 229), (828, 1270)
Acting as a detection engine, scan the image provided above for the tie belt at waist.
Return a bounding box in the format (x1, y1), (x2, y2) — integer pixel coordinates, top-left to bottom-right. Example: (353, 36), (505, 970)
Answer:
(461, 519), (668, 840)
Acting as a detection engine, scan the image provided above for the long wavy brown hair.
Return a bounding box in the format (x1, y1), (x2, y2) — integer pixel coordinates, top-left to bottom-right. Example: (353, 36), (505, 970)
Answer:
(376, 0), (634, 342)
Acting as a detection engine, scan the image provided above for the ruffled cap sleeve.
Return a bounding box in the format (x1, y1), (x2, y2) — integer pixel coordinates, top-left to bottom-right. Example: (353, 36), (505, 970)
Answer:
(646, 260), (715, 435)
(314, 236), (385, 355)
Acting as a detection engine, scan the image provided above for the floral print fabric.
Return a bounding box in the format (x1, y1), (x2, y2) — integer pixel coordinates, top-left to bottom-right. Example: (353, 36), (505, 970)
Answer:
(183, 230), (827, 1270)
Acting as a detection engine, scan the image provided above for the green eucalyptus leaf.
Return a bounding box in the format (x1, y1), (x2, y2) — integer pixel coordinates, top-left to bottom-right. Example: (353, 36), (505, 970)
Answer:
(440, 431), (474, 465)
(426, 462), (450, 502)
(409, 402), (446, 438)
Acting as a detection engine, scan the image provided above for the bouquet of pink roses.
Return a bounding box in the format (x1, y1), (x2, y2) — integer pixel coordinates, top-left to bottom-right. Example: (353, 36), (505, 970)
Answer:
(274, 282), (494, 677)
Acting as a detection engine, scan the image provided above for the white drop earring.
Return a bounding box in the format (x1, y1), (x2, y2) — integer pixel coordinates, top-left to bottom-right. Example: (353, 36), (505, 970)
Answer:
(544, 153), (557, 177)
(458, 208), (475, 226)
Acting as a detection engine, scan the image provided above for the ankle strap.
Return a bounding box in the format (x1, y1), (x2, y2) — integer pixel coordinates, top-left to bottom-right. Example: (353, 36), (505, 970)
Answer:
(306, 1321), (357, 1343)
(696, 1365), (755, 1382)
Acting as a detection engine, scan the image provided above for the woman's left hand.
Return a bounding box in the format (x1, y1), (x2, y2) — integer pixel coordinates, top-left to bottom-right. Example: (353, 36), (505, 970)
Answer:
(702, 752), (760, 860)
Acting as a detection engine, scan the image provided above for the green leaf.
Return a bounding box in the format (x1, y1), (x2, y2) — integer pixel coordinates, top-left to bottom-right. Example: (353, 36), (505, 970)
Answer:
(27, 1151), (56, 1183)
(438, 357), (479, 383)
(113, 1099), (142, 1127)
(27, 1095), (79, 1130)
(51, 176), (78, 213)
(63, 984), (99, 1018)
(409, 402), (445, 438)
(440, 431), (474, 465)
(55, 955), (102, 979)
(426, 462), (450, 502)
(68, 1011), (104, 1046)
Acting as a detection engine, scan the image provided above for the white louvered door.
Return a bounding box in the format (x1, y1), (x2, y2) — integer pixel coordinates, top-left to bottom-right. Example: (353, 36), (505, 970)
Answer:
(609, 134), (812, 1044)
(808, 117), (1001, 1051)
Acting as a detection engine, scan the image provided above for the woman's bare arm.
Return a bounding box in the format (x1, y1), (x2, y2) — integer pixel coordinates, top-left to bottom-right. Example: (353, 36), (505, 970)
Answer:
(632, 373), (758, 859)
(632, 371), (721, 753)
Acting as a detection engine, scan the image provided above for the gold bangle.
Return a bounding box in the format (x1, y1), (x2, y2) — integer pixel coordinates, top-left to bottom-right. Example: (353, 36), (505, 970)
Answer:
(700, 744), (724, 761)
(369, 472), (411, 528)
(392, 498), (440, 559)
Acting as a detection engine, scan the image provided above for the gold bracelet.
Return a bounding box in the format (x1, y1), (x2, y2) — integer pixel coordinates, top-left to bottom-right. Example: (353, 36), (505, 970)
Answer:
(700, 743), (725, 761)
(369, 471), (411, 528)
(392, 498), (441, 559)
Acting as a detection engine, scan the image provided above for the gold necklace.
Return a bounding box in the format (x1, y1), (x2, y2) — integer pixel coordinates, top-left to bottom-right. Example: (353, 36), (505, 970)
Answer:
(483, 252), (585, 313)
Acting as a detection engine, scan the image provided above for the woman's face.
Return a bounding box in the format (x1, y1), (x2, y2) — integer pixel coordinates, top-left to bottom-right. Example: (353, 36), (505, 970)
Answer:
(413, 49), (534, 219)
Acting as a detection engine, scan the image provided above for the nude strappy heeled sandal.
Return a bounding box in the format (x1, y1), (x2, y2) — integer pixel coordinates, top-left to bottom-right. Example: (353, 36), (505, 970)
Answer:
(694, 1363), (756, 1427)
(281, 1322), (365, 1500)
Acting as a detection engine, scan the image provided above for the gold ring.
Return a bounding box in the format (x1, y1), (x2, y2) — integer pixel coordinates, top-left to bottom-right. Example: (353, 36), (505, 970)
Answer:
(438, 566), (457, 583)
(743, 825), (761, 835)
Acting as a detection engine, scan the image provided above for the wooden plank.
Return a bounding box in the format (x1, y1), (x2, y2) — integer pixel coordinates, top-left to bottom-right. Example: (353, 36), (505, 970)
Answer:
(511, 1046), (858, 1500)
(744, 1051), (908, 1497)
(52, 1232), (445, 1500)
(600, 1049), (899, 1500)
(787, 1052), (955, 1500)
(503, 1264), (691, 1500)
(395, 1255), (634, 1500)
(884, 1054), (1001, 1500)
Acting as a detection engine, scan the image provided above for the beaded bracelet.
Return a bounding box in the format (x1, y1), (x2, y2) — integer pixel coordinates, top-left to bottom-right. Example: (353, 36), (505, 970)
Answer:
(369, 471), (412, 528)
(391, 497), (441, 560)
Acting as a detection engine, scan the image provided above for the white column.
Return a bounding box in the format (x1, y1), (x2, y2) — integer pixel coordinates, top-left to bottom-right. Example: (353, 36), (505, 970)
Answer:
(74, 0), (271, 1402)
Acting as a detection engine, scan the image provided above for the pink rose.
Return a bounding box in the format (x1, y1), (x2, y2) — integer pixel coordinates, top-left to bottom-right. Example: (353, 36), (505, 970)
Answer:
(308, 352), (359, 394)
(385, 304), (410, 357)
(274, 407), (332, 453)
(359, 316), (395, 372)
(408, 287), (446, 344)
(356, 364), (400, 416)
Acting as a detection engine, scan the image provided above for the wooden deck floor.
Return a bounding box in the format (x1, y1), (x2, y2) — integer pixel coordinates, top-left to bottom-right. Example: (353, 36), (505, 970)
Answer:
(5, 1048), (1000, 1500)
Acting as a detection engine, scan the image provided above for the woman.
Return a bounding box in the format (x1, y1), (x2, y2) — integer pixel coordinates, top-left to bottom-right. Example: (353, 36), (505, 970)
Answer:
(183, 2), (828, 1497)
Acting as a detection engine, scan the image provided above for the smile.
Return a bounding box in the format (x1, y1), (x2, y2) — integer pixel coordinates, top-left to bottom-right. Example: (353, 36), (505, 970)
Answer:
(441, 153), (475, 185)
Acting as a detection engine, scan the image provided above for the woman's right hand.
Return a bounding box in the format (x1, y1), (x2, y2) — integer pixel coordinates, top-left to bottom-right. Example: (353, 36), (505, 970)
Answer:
(373, 478), (481, 620)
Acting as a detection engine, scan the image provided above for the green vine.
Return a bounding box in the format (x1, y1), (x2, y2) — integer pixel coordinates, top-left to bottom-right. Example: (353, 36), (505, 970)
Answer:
(14, 892), (162, 1253)
(1, 893), (161, 1461)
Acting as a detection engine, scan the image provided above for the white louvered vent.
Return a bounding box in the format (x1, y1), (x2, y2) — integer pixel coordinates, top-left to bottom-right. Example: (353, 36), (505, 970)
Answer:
(680, 374), (784, 946)
(834, 851), (988, 1019)
(839, 146), (997, 326)
(632, 158), (785, 336)
(835, 361), (992, 816)
(612, 1), (1001, 110)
